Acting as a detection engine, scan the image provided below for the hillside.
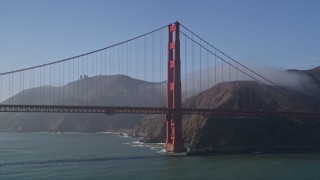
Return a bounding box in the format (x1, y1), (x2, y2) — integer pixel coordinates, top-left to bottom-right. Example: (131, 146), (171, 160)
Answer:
(0, 75), (165, 132)
(131, 67), (320, 153)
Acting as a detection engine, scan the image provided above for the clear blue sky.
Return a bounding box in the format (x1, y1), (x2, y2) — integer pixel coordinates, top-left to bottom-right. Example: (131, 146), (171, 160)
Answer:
(1, 0), (319, 74)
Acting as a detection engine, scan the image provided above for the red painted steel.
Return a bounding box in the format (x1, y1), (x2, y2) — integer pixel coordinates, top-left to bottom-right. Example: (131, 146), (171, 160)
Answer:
(165, 22), (184, 152)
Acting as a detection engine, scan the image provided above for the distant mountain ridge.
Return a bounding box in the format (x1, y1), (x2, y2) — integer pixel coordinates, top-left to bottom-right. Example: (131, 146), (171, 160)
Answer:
(0, 75), (165, 132)
(4, 74), (165, 106)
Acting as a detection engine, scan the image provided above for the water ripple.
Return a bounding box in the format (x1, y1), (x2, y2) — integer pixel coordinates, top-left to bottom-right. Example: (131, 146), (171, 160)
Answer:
(0, 155), (164, 167)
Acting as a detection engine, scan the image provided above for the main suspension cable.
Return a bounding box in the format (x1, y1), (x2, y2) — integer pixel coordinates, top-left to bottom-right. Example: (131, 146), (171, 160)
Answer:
(180, 23), (283, 89)
(0, 25), (168, 76)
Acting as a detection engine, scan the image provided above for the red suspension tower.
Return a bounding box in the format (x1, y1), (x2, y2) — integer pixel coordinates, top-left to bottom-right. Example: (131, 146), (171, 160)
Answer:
(165, 22), (184, 152)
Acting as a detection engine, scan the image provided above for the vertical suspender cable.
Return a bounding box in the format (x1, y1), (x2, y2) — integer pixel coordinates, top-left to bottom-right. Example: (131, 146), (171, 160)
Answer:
(236, 64), (238, 81)
(8, 74), (10, 104)
(138, 38), (140, 80)
(192, 34), (195, 97)
(221, 54), (224, 82)
(87, 55), (89, 106)
(18, 72), (21, 104)
(40, 67), (42, 105)
(50, 64), (52, 105)
(130, 41), (132, 79)
(12, 73), (14, 104)
(112, 47), (115, 105)
(59, 63), (61, 105)
(101, 51), (103, 106)
(29, 69), (31, 104)
(92, 52), (99, 106)
(104, 50), (107, 106)
(200, 40), (202, 94)
(215, 49), (217, 86)
(0, 75), (2, 104)
(117, 46), (120, 76)
(159, 31), (162, 105)
(62, 63), (64, 105)
(53, 64), (55, 105)
(229, 59), (231, 82)
(80, 57), (83, 106)
(146, 36), (148, 81)
(242, 68), (245, 80)
(207, 50), (209, 89)
(68, 59), (71, 105)
(9, 74), (11, 104)
(23, 71), (25, 105)
(128, 42), (130, 77)
(184, 29), (187, 99)
(32, 69), (34, 105)
(72, 58), (75, 105)
(144, 36), (146, 81)
(21, 71), (24, 104)
(95, 53), (98, 106)
(91, 53), (94, 78)
(78, 57), (80, 106)
(121, 44), (123, 75)
(152, 33), (154, 105)
(128, 41), (133, 106)
(43, 66), (46, 104)
(11, 74), (13, 104)
(127, 42), (129, 105)
(109, 48), (111, 105)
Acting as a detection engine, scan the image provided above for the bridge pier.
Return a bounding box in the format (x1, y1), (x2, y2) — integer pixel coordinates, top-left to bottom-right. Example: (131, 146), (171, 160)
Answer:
(165, 112), (184, 152)
(165, 22), (185, 153)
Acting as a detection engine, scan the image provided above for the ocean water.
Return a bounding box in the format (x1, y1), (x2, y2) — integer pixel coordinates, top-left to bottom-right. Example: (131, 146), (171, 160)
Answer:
(1, 133), (320, 179)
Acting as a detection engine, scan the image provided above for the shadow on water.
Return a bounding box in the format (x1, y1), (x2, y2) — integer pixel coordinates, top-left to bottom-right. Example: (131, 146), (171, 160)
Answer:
(0, 155), (167, 167)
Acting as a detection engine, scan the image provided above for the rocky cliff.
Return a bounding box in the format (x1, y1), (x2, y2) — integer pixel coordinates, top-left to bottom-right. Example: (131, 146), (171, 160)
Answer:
(131, 67), (320, 153)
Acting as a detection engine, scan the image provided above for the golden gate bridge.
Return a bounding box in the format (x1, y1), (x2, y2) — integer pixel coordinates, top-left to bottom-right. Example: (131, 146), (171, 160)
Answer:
(0, 22), (319, 152)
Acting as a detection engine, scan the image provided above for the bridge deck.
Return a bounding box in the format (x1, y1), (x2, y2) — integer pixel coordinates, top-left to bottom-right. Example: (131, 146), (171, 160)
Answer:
(0, 104), (319, 119)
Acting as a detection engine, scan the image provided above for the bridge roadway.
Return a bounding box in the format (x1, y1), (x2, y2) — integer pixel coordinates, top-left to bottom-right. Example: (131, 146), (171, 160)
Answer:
(0, 104), (319, 119)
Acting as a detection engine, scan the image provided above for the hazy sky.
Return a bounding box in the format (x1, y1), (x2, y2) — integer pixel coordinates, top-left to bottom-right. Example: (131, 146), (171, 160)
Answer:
(0, 0), (319, 74)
